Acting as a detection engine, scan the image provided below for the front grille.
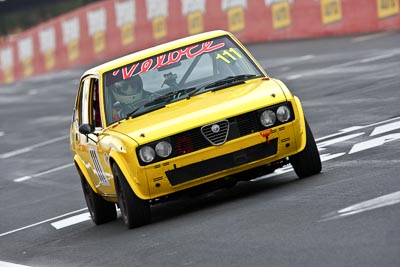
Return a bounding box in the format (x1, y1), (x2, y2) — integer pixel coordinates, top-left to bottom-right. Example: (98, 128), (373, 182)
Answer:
(228, 112), (259, 139)
(170, 111), (261, 156)
(201, 120), (229, 145)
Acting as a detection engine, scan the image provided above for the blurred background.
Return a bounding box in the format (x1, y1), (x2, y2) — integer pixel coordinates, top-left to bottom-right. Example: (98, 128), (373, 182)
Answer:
(0, 0), (98, 37)
(0, 0), (399, 85)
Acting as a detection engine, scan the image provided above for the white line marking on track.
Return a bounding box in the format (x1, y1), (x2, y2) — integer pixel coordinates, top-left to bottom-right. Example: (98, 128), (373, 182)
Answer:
(0, 208), (87, 238)
(13, 163), (75, 182)
(316, 116), (400, 142)
(317, 133), (365, 148)
(286, 49), (400, 80)
(0, 131), (4, 137)
(337, 191), (400, 216)
(252, 151), (345, 182)
(28, 89), (38, 95)
(251, 165), (294, 182)
(320, 191), (400, 222)
(349, 133), (400, 154)
(0, 261), (31, 267)
(360, 53), (397, 63)
(319, 152), (346, 161)
(1, 148), (32, 159)
(370, 121), (400, 136)
(286, 74), (302, 80)
(316, 126), (364, 142)
(51, 213), (91, 229)
(261, 54), (315, 68)
(0, 136), (68, 159)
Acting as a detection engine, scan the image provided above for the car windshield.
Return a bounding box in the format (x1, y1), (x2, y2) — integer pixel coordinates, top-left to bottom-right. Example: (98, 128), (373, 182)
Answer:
(103, 35), (264, 125)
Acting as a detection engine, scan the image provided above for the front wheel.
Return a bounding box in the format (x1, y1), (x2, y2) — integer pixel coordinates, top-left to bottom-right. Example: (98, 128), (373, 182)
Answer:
(113, 164), (151, 229)
(79, 170), (117, 225)
(290, 119), (322, 178)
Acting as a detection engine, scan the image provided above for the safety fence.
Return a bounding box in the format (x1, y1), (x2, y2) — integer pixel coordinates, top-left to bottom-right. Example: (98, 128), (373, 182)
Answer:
(0, 0), (399, 85)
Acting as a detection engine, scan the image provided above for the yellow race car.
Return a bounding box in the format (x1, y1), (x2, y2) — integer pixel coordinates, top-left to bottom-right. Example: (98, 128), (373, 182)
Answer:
(70, 30), (321, 228)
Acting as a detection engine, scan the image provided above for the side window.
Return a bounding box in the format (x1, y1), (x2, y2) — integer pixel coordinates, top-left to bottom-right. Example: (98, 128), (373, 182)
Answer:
(76, 77), (103, 128)
(72, 90), (80, 123)
(80, 79), (91, 125)
(93, 79), (102, 128)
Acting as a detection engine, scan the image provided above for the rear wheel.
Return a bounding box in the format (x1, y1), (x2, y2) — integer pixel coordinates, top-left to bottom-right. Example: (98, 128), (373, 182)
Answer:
(290, 119), (322, 178)
(79, 171), (117, 225)
(113, 164), (151, 229)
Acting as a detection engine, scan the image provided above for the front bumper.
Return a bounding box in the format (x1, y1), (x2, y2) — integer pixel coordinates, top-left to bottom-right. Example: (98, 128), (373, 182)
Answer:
(166, 139), (278, 185)
(143, 119), (303, 199)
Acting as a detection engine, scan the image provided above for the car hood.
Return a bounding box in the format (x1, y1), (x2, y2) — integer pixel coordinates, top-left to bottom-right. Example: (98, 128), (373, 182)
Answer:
(108, 78), (287, 145)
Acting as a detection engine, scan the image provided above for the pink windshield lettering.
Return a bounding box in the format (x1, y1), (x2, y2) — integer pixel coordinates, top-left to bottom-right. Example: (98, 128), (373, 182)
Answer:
(152, 54), (170, 70)
(122, 63), (139, 79)
(141, 59), (153, 73)
(168, 48), (189, 64)
(114, 40), (226, 79)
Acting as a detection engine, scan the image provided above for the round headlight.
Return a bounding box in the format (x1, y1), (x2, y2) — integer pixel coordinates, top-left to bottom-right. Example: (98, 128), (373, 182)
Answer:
(276, 106), (291, 122)
(260, 110), (276, 127)
(155, 141), (172, 158)
(139, 146), (155, 163)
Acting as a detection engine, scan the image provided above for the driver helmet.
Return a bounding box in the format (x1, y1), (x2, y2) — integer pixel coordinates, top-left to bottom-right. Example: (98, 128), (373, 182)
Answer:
(111, 75), (144, 105)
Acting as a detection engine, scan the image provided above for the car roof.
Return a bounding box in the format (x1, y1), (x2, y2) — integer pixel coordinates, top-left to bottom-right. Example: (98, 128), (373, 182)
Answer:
(81, 30), (233, 79)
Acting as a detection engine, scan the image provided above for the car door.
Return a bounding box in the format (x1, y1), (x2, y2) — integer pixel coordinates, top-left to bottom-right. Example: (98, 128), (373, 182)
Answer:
(72, 76), (113, 194)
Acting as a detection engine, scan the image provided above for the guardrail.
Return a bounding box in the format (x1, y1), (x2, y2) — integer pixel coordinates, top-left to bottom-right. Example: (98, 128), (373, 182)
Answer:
(0, 0), (399, 85)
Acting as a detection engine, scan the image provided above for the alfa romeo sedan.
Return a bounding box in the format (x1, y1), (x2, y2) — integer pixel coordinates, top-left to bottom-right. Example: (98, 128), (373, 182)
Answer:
(70, 30), (321, 228)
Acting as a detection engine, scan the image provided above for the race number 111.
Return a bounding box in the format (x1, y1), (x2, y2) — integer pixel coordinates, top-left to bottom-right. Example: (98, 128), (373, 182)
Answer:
(216, 48), (243, 63)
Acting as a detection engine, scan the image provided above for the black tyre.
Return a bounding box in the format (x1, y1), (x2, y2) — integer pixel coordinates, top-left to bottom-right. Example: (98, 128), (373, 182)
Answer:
(79, 170), (117, 225)
(290, 119), (322, 178)
(113, 164), (151, 229)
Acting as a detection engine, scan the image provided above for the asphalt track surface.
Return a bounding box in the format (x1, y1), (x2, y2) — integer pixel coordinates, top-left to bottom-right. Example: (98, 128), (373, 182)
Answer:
(0, 31), (399, 267)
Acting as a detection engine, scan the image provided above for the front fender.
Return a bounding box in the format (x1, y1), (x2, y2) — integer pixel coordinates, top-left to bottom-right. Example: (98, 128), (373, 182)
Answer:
(109, 149), (150, 200)
(74, 154), (99, 194)
(293, 95), (307, 152)
(272, 78), (307, 152)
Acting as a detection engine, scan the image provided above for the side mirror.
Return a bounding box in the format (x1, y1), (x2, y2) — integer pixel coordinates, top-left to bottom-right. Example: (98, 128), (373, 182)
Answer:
(79, 124), (94, 135)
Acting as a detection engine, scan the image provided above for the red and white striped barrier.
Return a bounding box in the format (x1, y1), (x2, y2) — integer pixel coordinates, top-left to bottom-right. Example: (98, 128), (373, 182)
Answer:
(0, 0), (399, 85)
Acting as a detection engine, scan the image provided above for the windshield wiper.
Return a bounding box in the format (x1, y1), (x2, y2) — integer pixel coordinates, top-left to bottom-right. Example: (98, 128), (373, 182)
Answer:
(207, 74), (259, 90)
(187, 74), (260, 98)
(144, 87), (196, 107)
(126, 87), (196, 119)
(126, 75), (259, 119)
(127, 104), (166, 119)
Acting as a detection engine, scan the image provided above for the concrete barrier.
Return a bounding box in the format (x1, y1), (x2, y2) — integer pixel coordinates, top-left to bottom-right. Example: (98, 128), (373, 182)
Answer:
(0, 0), (399, 85)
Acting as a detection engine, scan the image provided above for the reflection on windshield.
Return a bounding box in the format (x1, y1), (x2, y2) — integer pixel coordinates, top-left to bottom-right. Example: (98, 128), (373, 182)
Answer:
(103, 35), (264, 125)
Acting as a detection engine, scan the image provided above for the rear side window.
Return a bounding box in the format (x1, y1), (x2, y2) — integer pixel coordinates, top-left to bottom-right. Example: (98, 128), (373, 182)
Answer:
(80, 79), (91, 125)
